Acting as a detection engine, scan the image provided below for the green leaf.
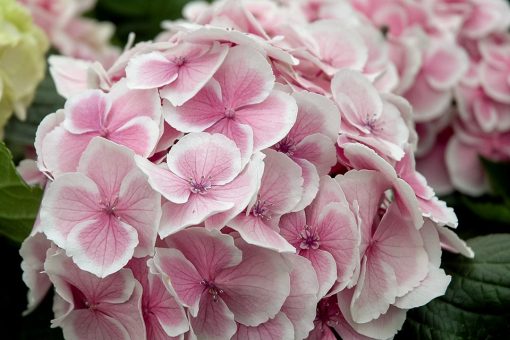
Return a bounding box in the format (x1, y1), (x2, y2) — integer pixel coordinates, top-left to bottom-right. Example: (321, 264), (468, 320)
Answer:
(397, 234), (510, 339)
(461, 197), (510, 225)
(481, 158), (510, 201)
(0, 143), (42, 243)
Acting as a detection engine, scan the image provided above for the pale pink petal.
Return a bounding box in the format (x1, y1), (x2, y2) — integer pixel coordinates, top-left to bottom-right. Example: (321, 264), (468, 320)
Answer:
(305, 176), (348, 224)
(135, 156), (191, 204)
(166, 132), (242, 186)
(151, 248), (204, 314)
(331, 69), (383, 131)
(107, 116), (161, 157)
(17, 159), (47, 187)
(160, 43), (229, 106)
(403, 72), (452, 122)
(445, 136), (488, 196)
(233, 312), (294, 340)
(191, 293), (236, 340)
(163, 79), (224, 132)
(60, 309), (130, 340)
(293, 133), (337, 175)
(215, 241), (291, 326)
(418, 196), (458, 229)
(214, 45), (275, 108)
(48, 56), (91, 99)
(290, 158), (320, 212)
(257, 150), (303, 215)
(77, 137), (137, 199)
(66, 218), (138, 278)
(281, 254), (319, 339)
(236, 90), (297, 152)
(338, 289), (407, 340)
(206, 120), (254, 164)
(41, 126), (95, 175)
(160, 194), (234, 237)
(205, 152), (264, 230)
(350, 255), (397, 324)
(40, 173), (100, 248)
(228, 214), (295, 253)
(394, 266), (451, 309)
(309, 20), (368, 74)
(372, 202), (429, 297)
(35, 110), (65, 173)
(316, 203), (359, 291)
(20, 232), (52, 315)
(435, 224), (474, 258)
(480, 62), (510, 104)
(279, 210), (307, 249)
(423, 45), (468, 90)
(289, 91), (340, 143)
(63, 90), (110, 134)
(126, 52), (179, 89)
(164, 228), (242, 280)
(300, 249), (337, 299)
(116, 171), (161, 258)
(107, 80), (161, 130)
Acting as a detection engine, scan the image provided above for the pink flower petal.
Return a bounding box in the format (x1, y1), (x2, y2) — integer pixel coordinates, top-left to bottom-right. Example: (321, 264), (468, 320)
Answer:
(40, 173), (100, 248)
(66, 218), (139, 278)
(214, 45), (275, 108)
(151, 248), (204, 314)
(49, 56), (92, 98)
(160, 194), (234, 237)
(126, 52), (179, 89)
(164, 228), (242, 279)
(235, 89), (298, 152)
(228, 214), (295, 253)
(281, 254), (319, 339)
(300, 248), (337, 298)
(232, 312), (294, 340)
(166, 132), (242, 186)
(191, 293), (237, 340)
(290, 158), (320, 212)
(107, 116), (161, 158)
(293, 133), (337, 175)
(63, 90), (110, 134)
(160, 43), (229, 106)
(135, 156), (191, 204)
(163, 79), (224, 132)
(215, 241), (291, 326)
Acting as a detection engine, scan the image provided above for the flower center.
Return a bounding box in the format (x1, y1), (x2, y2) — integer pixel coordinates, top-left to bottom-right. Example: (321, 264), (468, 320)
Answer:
(363, 113), (381, 133)
(200, 280), (223, 302)
(274, 137), (297, 156)
(299, 225), (320, 250)
(189, 175), (212, 194)
(224, 107), (236, 119)
(251, 198), (272, 220)
(174, 56), (187, 67)
(99, 196), (119, 217)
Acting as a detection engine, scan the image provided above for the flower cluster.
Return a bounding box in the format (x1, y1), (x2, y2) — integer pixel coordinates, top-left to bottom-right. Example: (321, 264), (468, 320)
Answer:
(19, 0), (119, 66)
(0, 0), (48, 137)
(347, 0), (510, 196)
(20, 0), (478, 339)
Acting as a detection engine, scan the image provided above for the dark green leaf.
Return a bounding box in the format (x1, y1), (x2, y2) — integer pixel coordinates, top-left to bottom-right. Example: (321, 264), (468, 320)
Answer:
(461, 196), (510, 225)
(397, 234), (510, 339)
(0, 143), (43, 243)
(481, 158), (510, 201)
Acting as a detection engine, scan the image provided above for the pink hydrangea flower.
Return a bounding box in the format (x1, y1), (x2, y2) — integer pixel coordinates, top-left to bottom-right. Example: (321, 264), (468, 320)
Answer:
(37, 80), (162, 176)
(45, 250), (146, 340)
(126, 41), (229, 106)
(163, 44), (297, 162)
(150, 228), (291, 339)
(39, 138), (161, 278)
(135, 132), (263, 237)
(228, 149), (303, 252)
(335, 169), (428, 324)
(272, 91), (340, 210)
(332, 69), (409, 160)
(280, 176), (359, 297)
(127, 257), (189, 339)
